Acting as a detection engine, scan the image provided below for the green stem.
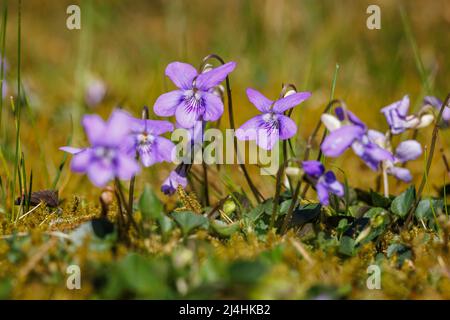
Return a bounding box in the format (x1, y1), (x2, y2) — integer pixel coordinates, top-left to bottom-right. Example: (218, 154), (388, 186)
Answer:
(406, 93), (450, 226)
(115, 178), (139, 233)
(202, 161), (210, 206)
(0, 3), (7, 135)
(270, 159), (286, 230)
(200, 54), (263, 203)
(11, 0), (21, 222)
(281, 99), (342, 233)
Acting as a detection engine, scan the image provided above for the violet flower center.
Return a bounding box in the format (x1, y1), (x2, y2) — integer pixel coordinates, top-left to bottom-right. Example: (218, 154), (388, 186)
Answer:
(93, 146), (117, 165)
(261, 112), (279, 132)
(135, 132), (155, 153)
(184, 89), (205, 115)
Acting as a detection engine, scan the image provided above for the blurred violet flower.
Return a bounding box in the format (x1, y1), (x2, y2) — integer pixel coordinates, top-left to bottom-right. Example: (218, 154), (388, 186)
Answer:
(154, 61), (236, 128)
(1, 81), (7, 99)
(85, 78), (106, 108)
(60, 109), (140, 187)
(423, 95), (450, 123)
(160, 122), (205, 195)
(123, 116), (175, 167)
(302, 160), (344, 205)
(380, 95), (434, 135)
(235, 88), (311, 150)
(161, 163), (189, 195)
(321, 107), (394, 171)
(0, 55), (8, 73)
(1, 55), (8, 99)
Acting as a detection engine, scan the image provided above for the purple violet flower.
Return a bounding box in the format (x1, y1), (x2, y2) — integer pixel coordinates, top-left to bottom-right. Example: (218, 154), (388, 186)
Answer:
(0, 55), (8, 73)
(85, 78), (106, 108)
(423, 95), (450, 122)
(161, 163), (189, 195)
(60, 109), (140, 187)
(366, 130), (422, 182)
(1, 81), (7, 100)
(321, 107), (394, 171)
(154, 61), (236, 128)
(302, 160), (344, 205)
(380, 95), (434, 134)
(123, 116), (175, 167)
(302, 160), (325, 178)
(235, 88), (311, 150)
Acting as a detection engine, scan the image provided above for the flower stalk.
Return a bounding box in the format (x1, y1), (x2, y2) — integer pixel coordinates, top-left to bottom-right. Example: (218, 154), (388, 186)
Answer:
(201, 53), (264, 203)
(270, 84), (299, 230)
(282, 99), (342, 233)
(407, 93), (450, 226)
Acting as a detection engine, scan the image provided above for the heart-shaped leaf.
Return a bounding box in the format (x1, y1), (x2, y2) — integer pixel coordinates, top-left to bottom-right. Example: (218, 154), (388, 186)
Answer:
(171, 211), (209, 236)
(210, 220), (240, 237)
(391, 186), (415, 218)
(138, 184), (163, 220)
(415, 198), (443, 220)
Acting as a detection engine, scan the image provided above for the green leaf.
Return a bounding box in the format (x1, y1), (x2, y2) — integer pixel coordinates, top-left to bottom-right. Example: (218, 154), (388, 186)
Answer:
(336, 218), (350, 234)
(210, 220), (240, 237)
(158, 215), (174, 237)
(0, 278), (12, 299)
(390, 186), (415, 218)
(262, 198), (274, 215)
(364, 207), (389, 228)
(386, 243), (412, 266)
(245, 200), (268, 221)
(415, 198), (443, 220)
(279, 199), (292, 216)
(229, 259), (268, 285)
(171, 211), (209, 236)
(113, 253), (170, 298)
(370, 190), (391, 208)
(339, 236), (355, 256)
(138, 184), (163, 220)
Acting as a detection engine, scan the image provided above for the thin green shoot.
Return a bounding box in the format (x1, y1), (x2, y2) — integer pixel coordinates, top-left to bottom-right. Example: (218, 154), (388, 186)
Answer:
(320, 63), (339, 164)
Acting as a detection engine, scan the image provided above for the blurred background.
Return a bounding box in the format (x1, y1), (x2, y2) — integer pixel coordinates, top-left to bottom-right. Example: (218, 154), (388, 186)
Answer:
(0, 0), (449, 201)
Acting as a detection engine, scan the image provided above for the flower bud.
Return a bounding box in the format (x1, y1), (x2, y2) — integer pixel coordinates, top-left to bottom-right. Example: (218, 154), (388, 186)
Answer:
(283, 89), (297, 98)
(416, 114), (434, 128)
(223, 198), (236, 215)
(321, 114), (341, 131)
(285, 166), (301, 177)
(100, 186), (114, 206)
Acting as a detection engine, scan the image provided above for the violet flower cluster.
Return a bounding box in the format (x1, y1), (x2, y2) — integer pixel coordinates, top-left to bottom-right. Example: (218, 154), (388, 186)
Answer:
(61, 109), (175, 187)
(320, 104), (423, 183)
(62, 60), (236, 193)
(380, 95), (434, 135)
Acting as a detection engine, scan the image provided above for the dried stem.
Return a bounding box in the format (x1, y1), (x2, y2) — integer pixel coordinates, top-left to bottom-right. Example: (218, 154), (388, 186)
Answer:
(202, 160), (210, 206)
(441, 147), (450, 173)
